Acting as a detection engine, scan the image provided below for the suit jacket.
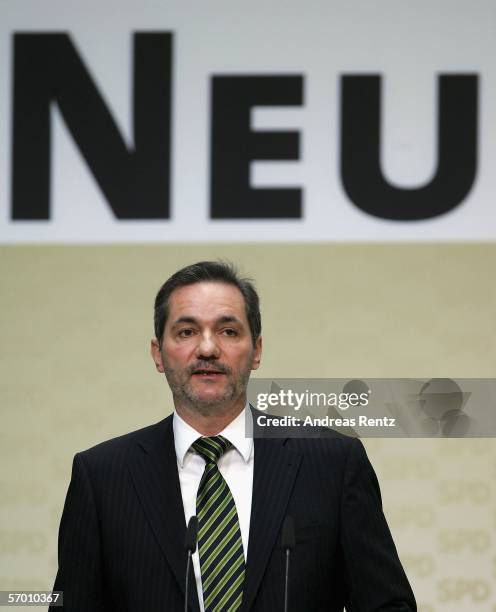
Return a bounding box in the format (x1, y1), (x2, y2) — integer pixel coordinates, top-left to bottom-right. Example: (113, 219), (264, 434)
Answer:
(50, 412), (416, 611)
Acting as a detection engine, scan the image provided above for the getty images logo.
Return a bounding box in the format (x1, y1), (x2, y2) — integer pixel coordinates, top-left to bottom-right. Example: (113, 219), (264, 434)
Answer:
(256, 384), (371, 412)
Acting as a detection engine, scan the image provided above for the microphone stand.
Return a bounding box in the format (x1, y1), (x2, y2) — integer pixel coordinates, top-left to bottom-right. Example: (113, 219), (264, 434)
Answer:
(184, 516), (199, 612)
(281, 516), (295, 612)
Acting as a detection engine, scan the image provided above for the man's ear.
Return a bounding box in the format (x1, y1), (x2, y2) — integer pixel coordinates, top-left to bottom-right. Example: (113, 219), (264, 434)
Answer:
(150, 338), (165, 373)
(251, 336), (262, 370)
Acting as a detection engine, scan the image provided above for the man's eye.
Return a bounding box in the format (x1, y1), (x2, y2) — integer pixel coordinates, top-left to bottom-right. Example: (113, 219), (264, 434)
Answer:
(178, 329), (194, 337)
(222, 328), (237, 336)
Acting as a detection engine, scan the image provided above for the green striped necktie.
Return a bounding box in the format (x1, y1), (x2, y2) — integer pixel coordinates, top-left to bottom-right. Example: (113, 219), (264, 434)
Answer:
(192, 436), (245, 612)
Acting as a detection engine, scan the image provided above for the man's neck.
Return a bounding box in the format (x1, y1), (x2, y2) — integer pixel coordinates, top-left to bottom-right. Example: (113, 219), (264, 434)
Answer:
(174, 397), (247, 436)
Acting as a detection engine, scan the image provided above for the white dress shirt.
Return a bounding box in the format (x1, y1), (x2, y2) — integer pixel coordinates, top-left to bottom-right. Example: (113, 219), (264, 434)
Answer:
(173, 405), (254, 612)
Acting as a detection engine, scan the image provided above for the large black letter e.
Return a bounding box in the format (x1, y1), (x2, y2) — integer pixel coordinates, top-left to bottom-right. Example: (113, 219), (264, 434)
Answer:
(211, 75), (302, 219)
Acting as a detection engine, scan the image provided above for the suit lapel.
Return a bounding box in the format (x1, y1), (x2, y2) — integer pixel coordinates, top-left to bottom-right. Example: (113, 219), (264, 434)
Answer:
(242, 433), (302, 612)
(127, 416), (200, 612)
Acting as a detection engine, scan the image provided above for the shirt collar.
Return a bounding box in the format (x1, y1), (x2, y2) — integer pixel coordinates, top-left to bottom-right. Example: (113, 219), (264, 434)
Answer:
(173, 403), (253, 467)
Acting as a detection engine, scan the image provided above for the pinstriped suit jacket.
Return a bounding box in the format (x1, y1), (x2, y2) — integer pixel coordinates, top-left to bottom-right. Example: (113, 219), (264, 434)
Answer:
(50, 412), (416, 611)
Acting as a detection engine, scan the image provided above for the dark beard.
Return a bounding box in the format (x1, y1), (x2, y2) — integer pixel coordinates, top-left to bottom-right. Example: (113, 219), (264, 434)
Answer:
(163, 358), (252, 415)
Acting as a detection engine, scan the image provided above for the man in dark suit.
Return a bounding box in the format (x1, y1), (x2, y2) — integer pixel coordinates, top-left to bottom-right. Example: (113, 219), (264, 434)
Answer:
(51, 261), (416, 611)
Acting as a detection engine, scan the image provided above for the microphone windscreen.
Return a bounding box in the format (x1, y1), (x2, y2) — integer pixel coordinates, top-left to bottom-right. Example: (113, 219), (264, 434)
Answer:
(281, 515), (295, 551)
(184, 515), (199, 553)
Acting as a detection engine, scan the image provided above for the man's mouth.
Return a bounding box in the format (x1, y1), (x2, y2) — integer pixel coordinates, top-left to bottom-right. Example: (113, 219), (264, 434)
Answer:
(192, 369), (225, 377)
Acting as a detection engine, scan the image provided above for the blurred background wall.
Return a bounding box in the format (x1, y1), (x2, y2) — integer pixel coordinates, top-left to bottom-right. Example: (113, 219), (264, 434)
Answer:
(2, 245), (495, 611)
(1, 1), (496, 610)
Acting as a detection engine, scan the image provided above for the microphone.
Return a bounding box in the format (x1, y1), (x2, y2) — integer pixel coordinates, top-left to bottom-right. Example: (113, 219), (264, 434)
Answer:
(184, 516), (199, 612)
(281, 516), (295, 612)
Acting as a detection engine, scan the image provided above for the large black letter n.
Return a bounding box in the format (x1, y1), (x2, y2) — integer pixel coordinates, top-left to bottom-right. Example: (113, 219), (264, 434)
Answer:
(12, 32), (172, 220)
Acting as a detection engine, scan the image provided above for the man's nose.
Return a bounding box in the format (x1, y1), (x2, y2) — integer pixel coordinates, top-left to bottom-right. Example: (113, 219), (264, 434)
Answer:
(195, 331), (220, 359)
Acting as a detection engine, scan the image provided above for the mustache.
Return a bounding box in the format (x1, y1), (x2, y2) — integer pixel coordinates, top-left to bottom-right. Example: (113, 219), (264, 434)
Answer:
(187, 361), (231, 375)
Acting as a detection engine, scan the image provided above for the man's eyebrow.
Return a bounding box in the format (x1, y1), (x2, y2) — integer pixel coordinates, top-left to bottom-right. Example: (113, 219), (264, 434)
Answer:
(171, 315), (242, 327)
(217, 315), (241, 325)
(171, 316), (198, 327)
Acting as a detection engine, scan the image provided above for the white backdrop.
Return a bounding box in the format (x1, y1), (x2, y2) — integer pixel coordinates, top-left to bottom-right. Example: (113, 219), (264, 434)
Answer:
(0, 0), (494, 242)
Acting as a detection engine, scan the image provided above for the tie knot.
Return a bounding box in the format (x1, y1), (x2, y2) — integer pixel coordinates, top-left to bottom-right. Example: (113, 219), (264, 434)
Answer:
(192, 436), (232, 463)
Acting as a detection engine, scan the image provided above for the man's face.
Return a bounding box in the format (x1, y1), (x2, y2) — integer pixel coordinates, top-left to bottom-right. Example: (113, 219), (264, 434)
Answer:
(151, 282), (262, 415)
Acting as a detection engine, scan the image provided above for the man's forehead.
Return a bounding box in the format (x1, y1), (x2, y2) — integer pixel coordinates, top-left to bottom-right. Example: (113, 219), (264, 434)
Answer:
(167, 282), (246, 320)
